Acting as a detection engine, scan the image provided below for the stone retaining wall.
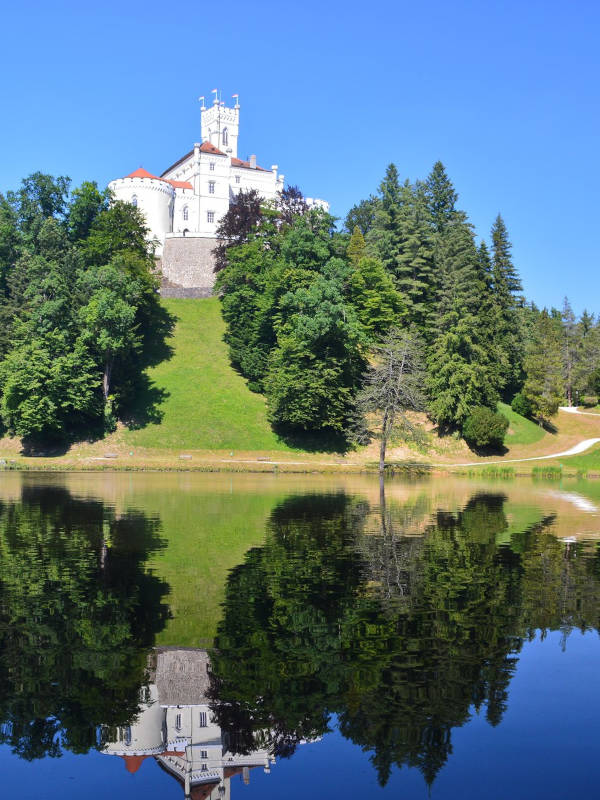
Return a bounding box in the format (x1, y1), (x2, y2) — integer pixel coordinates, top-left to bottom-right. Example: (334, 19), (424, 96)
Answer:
(159, 236), (217, 292)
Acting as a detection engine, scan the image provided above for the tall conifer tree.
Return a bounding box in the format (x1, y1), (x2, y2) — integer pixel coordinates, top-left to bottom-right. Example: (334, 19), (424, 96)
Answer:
(427, 215), (500, 427)
(367, 164), (403, 276)
(347, 226), (366, 266)
(424, 161), (458, 234)
(561, 297), (578, 406)
(491, 214), (524, 397)
(393, 182), (437, 339)
(523, 310), (564, 423)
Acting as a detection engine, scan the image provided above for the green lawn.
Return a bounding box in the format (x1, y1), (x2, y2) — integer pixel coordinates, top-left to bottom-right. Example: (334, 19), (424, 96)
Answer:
(548, 443), (600, 472)
(124, 298), (295, 451)
(499, 401), (546, 446)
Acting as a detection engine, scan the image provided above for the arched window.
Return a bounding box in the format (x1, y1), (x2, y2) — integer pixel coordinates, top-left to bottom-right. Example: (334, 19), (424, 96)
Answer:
(131, 194), (138, 207)
(222, 127), (228, 146)
(183, 205), (189, 221)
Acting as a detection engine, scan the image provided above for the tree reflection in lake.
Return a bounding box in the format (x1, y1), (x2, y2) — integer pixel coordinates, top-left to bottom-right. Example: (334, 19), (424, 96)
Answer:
(0, 483), (170, 760)
(209, 490), (600, 787)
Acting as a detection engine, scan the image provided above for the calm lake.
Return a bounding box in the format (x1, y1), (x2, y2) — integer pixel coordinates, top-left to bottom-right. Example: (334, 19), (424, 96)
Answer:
(1, 471), (599, 799)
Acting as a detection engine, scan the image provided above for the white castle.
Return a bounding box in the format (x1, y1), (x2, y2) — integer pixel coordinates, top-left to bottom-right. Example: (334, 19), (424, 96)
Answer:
(103, 649), (275, 799)
(109, 91), (327, 294)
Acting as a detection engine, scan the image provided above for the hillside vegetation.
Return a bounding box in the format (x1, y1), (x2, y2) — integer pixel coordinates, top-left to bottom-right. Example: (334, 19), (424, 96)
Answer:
(123, 298), (295, 452)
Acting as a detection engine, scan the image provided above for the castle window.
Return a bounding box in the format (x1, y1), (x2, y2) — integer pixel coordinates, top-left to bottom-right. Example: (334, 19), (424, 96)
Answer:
(222, 127), (228, 146)
(131, 194), (138, 207)
(123, 726), (132, 746)
(235, 175), (240, 184)
(209, 181), (215, 194)
(210, 162), (215, 171)
(199, 711), (208, 726)
(207, 211), (215, 223)
(201, 750), (208, 759)
(183, 205), (189, 221)
(175, 713), (182, 731)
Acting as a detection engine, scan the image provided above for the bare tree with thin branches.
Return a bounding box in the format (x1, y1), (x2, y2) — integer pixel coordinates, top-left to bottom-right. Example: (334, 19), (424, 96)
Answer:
(356, 328), (426, 475)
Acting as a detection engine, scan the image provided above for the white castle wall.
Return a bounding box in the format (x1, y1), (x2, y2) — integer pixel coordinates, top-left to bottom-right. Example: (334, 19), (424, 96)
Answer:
(110, 176), (173, 255)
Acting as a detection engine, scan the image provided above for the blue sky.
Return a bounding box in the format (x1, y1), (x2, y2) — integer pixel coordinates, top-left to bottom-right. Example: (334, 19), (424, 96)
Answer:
(1, 0), (598, 313)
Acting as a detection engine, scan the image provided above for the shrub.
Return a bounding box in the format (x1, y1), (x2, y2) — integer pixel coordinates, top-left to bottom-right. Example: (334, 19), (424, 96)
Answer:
(581, 395), (598, 408)
(462, 407), (509, 449)
(511, 392), (532, 418)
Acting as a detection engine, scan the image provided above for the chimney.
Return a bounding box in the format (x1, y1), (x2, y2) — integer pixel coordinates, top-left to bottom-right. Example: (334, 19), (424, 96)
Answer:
(249, 154), (256, 169)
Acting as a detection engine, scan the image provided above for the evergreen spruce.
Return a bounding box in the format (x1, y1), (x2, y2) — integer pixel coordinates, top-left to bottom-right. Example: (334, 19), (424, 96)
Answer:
(424, 161), (458, 234)
(490, 214), (524, 397)
(561, 297), (578, 406)
(522, 310), (564, 423)
(367, 164), (403, 276)
(393, 183), (437, 339)
(347, 226), (366, 266)
(427, 216), (500, 427)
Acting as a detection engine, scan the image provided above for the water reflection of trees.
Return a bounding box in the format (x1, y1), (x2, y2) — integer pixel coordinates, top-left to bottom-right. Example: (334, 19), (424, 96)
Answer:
(209, 491), (600, 787)
(0, 484), (170, 760)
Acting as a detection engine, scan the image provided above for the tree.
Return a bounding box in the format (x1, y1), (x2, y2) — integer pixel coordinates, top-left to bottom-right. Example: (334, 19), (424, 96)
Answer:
(344, 195), (378, 236)
(0, 332), (99, 439)
(277, 184), (308, 226)
(522, 310), (564, 424)
(78, 269), (138, 404)
(67, 181), (110, 242)
(356, 328), (425, 473)
(462, 407), (509, 450)
(347, 225), (366, 265)
(491, 214), (522, 296)
(561, 297), (579, 407)
(6, 172), (71, 244)
(347, 257), (404, 340)
(367, 164), (403, 276)
(213, 189), (265, 273)
(574, 312), (600, 400)
(491, 214), (524, 396)
(265, 266), (366, 435)
(427, 217), (500, 427)
(82, 200), (152, 266)
(424, 161), (457, 234)
(393, 183), (437, 338)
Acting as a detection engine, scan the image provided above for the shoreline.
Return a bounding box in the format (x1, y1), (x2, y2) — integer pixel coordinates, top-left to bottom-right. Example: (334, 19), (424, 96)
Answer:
(0, 459), (597, 479)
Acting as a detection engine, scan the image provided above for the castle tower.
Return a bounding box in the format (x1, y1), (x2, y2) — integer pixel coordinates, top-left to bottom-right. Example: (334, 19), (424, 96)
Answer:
(200, 92), (240, 158)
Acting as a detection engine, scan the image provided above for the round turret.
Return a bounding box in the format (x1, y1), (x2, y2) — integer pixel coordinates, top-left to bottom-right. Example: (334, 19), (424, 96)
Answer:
(109, 167), (174, 255)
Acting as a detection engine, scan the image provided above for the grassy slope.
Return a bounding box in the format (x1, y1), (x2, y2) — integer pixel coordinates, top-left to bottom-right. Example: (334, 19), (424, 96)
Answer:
(1, 298), (599, 472)
(499, 401), (545, 446)
(124, 298), (295, 452)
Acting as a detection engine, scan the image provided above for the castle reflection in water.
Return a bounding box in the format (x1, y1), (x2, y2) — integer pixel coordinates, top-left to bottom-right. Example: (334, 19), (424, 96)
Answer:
(102, 649), (275, 800)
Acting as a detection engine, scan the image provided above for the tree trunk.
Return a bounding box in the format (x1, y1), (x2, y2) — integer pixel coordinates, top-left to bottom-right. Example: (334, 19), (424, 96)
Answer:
(379, 408), (389, 474)
(103, 357), (112, 402)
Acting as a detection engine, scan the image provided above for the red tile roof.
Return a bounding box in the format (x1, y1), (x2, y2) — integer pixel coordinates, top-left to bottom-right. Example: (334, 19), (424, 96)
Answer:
(190, 782), (220, 800)
(231, 157), (269, 172)
(124, 167), (167, 182)
(199, 141), (226, 156)
(121, 755), (150, 774)
(168, 180), (194, 190)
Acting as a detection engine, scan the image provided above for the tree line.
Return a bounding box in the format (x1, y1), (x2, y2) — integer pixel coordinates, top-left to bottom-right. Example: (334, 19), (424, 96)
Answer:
(216, 166), (600, 452)
(0, 173), (172, 444)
